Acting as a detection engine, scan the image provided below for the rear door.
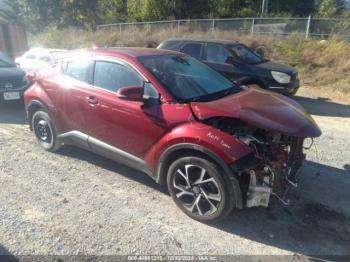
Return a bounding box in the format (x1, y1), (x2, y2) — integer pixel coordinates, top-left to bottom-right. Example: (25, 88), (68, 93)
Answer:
(58, 58), (95, 134)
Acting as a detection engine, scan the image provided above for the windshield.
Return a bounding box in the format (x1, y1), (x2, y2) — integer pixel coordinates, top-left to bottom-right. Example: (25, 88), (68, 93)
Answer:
(228, 44), (264, 64)
(0, 52), (16, 68)
(138, 54), (240, 102)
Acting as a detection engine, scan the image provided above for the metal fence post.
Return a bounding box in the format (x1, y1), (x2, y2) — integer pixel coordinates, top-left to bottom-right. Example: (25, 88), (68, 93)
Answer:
(251, 18), (255, 35)
(119, 23), (122, 33)
(305, 15), (311, 39)
(177, 20), (180, 32)
(212, 19), (215, 32)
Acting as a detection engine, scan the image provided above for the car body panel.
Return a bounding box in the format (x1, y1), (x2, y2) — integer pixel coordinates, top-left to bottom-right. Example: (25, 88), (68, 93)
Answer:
(190, 87), (321, 138)
(143, 120), (253, 171)
(254, 60), (295, 74)
(79, 86), (168, 158)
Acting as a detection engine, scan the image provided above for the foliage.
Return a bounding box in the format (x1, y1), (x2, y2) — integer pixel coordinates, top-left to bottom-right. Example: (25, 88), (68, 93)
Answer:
(317, 0), (338, 17)
(0, 0), (349, 32)
(0, 0), (23, 24)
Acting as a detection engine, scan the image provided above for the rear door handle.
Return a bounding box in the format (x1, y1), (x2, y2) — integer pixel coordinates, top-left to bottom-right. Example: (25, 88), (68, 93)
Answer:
(87, 96), (98, 105)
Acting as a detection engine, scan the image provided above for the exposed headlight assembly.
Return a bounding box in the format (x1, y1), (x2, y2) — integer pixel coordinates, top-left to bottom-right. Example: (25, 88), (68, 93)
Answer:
(271, 71), (291, 84)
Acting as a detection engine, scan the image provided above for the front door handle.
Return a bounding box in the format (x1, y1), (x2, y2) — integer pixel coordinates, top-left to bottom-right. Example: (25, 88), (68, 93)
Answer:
(87, 96), (98, 105)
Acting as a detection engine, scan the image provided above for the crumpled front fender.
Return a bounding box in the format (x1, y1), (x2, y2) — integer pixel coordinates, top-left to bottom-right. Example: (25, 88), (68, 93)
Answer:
(144, 122), (253, 171)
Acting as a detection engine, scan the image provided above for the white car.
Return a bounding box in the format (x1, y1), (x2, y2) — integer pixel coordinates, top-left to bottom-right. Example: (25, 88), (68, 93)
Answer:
(15, 48), (65, 72)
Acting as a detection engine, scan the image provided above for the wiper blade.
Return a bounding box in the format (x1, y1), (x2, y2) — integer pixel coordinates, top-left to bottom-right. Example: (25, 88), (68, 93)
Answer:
(223, 86), (241, 95)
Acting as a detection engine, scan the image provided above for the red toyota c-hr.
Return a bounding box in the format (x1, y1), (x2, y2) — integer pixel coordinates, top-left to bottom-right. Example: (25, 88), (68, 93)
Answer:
(24, 48), (321, 222)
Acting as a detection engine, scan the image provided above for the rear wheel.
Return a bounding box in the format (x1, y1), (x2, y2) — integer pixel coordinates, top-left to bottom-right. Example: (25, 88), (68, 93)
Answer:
(32, 110), (61, 152)
(167, 157), (235, 222)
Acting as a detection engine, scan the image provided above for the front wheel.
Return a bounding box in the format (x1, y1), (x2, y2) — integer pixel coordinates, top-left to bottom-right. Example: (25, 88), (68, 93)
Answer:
(167, 157), (235, 222)
(32, 110), (61, 152)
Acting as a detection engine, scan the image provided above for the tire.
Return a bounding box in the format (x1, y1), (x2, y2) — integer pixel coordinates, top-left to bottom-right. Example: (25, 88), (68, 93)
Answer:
(167, 156), (235, 222)
(31, 110), (61, 152)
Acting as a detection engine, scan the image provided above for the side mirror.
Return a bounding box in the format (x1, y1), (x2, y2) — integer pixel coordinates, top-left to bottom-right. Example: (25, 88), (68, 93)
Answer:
(143, 82), (161, 105)
(116, 85), (144, 102)
(225, 56), (235, 65)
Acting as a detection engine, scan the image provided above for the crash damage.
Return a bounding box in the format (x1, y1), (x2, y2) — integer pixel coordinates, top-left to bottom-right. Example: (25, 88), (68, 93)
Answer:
(191, 88), (321, 208)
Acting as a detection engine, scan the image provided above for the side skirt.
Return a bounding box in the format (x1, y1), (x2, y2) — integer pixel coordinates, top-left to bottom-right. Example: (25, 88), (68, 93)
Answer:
(58, 131), (155, 178)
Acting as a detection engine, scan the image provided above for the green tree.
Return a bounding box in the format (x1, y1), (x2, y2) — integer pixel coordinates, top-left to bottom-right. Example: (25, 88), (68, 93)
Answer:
(317, 0), (338, 17)
(98, 0), (128, 23)
(1, 0), (346, 33)
(0, 0), (24, 24)
(127, 0), (144, 21)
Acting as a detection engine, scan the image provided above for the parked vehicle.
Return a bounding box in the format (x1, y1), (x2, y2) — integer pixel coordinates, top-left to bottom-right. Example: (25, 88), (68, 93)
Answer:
(24, 48), (321, 222)
(158, 39), (300, 95)
(0, 52), (30, 102)
(15, 48), (65, 72)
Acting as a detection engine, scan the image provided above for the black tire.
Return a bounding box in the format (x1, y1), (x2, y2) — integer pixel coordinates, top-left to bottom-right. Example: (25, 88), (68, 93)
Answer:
(31, 110), (61, 152)
(167, 156), (235, 222)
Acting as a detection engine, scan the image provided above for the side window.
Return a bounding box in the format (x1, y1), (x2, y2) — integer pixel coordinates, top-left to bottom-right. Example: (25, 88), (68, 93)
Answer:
(62, 60), (88, 82)
(94, 61), (143, 92)
(180, 43), (202, 59)
(206, 44), (232, 64)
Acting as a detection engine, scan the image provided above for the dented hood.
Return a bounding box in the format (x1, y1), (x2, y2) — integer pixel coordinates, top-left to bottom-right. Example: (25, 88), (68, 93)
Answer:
(190, 88), (321, 138)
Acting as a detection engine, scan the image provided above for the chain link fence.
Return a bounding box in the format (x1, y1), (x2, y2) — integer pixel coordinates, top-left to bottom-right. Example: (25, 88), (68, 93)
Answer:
(97, 17), (350, 39)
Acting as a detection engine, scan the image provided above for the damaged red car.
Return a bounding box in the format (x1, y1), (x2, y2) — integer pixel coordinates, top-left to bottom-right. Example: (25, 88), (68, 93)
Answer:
(24, 48), (321, 222)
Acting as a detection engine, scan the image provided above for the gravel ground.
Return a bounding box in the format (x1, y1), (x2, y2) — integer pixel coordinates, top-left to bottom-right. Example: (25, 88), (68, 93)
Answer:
(0, 93), (349, 259)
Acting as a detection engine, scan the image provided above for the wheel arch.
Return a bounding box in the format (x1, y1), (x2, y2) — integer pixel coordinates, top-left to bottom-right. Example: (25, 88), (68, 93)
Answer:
(237, 76), (268, 89)
(155, 143), (243, 209)
(27, 100), (47, 130)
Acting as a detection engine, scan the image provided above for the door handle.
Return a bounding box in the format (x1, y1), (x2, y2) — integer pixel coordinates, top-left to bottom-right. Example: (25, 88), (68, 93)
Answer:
(87, 96), (98, 105)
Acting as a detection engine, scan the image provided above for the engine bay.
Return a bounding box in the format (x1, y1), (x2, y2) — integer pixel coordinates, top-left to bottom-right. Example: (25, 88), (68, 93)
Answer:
(203, 117), (306, 208)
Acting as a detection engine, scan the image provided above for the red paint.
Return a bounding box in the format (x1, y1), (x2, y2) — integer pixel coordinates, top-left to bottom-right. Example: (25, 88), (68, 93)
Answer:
(24, 48), (321, 174)
(191, 87), (321, 138)
(116, 86), (144, 101)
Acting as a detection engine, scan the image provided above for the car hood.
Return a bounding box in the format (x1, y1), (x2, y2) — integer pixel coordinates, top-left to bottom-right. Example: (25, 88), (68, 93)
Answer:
(255, 61), (296, 74)
(0, 67), (25, 78)
(190, 88), (321, 138)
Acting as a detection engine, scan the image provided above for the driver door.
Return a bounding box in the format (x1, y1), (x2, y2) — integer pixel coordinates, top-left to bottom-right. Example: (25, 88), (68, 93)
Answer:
(83, 58), (167, 158)
(203, 43), (242, 80)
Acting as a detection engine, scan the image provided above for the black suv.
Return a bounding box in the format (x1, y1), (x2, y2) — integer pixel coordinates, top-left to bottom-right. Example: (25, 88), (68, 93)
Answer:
(0, 52), (30, 102)
(158, 39), (300, 95)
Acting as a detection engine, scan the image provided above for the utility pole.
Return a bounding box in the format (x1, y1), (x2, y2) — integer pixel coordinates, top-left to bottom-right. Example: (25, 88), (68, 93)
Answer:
(262, 0), (269, 16)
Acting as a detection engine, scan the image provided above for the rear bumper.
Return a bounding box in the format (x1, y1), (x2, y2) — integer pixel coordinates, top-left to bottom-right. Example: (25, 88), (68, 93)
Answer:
(0, 82), (31, 102)
(0, 89), (26, 102)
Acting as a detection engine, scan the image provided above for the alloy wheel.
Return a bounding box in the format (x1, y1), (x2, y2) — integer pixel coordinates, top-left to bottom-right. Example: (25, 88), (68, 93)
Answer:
(172, 164), (222, 216)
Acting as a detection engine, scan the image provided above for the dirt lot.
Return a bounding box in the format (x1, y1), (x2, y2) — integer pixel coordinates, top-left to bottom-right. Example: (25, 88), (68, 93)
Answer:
(0, 90), (350, 259)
